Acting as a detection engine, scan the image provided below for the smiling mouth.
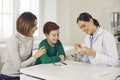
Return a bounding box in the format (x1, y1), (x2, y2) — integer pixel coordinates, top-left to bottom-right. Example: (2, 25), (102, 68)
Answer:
(86, 29), (89, 34)
(54, 40), (57, 42)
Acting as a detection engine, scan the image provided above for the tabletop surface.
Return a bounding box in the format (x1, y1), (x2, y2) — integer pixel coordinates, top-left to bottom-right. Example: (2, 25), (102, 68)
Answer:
(20, 61), (120, 80)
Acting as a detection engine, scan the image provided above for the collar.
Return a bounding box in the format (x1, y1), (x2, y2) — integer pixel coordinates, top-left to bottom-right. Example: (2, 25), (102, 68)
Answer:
(15, 31), (33, 41)
(90, 27), (103, 39)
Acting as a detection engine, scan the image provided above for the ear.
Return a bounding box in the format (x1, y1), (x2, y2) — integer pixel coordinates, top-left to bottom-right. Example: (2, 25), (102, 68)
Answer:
(45, 33), (48, 37)
(89, 18), (93, 23)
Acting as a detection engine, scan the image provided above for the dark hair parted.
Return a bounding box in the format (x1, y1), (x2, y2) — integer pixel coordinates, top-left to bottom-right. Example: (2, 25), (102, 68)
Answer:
(77, 12), (100, 27)
(16, 12), (37, 36)
(43, 21), (59, 34)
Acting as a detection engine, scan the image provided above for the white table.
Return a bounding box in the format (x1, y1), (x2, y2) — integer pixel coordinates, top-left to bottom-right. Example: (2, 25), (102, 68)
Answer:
(20, 61), (120, 80)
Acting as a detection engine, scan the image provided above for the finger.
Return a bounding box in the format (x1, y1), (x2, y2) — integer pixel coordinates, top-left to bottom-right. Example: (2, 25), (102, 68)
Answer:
(40, 47), (46, 51)
(40, 46), (46, 49)
(42, 49), (46, 53)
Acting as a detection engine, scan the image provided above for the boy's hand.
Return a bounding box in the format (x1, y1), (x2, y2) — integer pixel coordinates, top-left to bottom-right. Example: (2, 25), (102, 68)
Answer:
(59, 55), (65, 61)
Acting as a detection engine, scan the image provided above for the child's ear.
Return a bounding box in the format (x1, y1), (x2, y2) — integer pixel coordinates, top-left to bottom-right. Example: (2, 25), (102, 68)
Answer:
(45, 33), (48, 37)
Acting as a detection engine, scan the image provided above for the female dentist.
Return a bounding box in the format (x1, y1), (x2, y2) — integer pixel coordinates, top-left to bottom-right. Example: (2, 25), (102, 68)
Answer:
(75, 12), (119, 67)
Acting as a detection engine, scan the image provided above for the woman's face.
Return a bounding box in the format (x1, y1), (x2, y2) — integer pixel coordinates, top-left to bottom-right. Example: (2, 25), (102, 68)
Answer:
(77, 19), (94, 35)
(46, 29), (59, 45)
(29, 19), (38, 36)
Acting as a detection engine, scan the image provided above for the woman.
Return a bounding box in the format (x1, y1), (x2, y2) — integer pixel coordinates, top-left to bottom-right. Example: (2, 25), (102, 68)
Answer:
(35, 21), (66, 64)
(0, 12), (46, 80)
(75, 12), (119, 67)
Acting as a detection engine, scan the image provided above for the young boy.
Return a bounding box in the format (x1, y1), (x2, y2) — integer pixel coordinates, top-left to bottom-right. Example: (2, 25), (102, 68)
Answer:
(35, 21), (66, 64)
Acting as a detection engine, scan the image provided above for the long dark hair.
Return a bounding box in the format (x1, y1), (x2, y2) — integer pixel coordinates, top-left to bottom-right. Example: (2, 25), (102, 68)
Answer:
(77, 12), (100, 27)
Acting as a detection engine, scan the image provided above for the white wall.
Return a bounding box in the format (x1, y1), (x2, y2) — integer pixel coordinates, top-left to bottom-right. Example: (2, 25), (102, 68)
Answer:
(39, 0), (57, 39)
(56, 0), (120, 45)
(57, 0), (70, 45)
(43, 0), (57, 22)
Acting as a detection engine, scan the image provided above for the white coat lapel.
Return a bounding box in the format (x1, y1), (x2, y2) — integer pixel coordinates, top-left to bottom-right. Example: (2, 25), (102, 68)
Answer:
(92, 28), (103, 44)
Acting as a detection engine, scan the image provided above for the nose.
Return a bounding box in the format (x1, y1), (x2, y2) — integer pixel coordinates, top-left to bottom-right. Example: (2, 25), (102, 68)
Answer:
(56, 35), (59, 39)
(82, 28), (86, 32)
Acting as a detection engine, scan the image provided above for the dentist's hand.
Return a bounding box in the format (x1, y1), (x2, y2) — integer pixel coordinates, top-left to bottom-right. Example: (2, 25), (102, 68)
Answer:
(74, 43), (82, 52)
(74, 43), (96, 57)
(77, 45), (96, 57)
(33, 46), (46, 59)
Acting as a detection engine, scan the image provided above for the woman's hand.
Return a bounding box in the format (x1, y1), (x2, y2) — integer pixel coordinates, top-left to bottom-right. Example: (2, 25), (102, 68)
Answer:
(79, 46), (96, 57)
(33, 46), (46, 59)
(80, 46), (89, 55)
(59, 55), (65, 61)
(74, 44), (96, 57)
(74, 43), (82, 52)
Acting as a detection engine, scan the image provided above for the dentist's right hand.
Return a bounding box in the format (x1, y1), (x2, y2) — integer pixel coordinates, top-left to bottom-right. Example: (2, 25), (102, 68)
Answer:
(74, 43), (82, 52)
(33, 46), (46, 59)
(74, 43), (87, 55)
(74, 44), (96, 57)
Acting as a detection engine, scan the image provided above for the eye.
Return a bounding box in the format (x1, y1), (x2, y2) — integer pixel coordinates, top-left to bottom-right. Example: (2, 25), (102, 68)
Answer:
(80, 24), (86, 29)
(82, 25), (86, 28)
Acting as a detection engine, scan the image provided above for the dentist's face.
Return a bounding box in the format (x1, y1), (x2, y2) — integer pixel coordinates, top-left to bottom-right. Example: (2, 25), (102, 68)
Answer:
(77, 19), (94, 35)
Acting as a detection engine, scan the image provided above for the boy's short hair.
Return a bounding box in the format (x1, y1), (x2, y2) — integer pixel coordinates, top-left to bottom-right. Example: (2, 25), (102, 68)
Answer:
(16, 12), (37, 36)
(43, 21), (59, 34)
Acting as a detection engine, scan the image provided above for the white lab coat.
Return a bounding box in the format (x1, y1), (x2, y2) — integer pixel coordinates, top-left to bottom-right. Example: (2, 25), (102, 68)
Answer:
(80, 27), (119, 67)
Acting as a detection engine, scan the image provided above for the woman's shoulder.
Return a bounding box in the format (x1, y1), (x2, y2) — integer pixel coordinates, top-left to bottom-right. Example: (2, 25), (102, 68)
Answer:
(8, 34), (18, 42)
(100, 29), (115, 41)
(102, 29), (113, 37)
(95, 28), (113, 37)
(6, 34), (19, 45)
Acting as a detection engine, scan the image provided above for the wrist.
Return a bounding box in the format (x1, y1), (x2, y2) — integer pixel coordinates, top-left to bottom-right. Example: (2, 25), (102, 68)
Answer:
(91, 50), (96, 57)
(33, 55), (37, 59)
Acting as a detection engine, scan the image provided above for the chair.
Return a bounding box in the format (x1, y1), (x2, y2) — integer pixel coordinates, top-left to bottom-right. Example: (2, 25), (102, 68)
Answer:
(0, 46), (6, 73)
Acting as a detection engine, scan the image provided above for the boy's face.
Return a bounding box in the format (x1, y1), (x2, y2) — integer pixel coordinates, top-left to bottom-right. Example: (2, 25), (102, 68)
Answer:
(46, 29), (59, 45)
